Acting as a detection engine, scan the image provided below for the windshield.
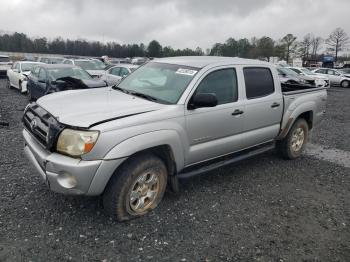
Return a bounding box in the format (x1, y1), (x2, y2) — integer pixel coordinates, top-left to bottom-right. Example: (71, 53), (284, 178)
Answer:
(21, 63), (39, 72)
(278, 67), (299, 76)
(91, 59), (106, 69)
(300, 68), (316, 75)
(48, 67), (93, 81)
(118, 62), (199, 104)
(75, 60), (104, 70)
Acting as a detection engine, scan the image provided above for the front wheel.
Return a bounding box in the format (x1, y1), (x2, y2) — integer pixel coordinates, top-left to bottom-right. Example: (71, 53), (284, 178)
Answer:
(341, 80), (349, 88)
(276, 119), (309, 160)
(103, 154), (168, 221)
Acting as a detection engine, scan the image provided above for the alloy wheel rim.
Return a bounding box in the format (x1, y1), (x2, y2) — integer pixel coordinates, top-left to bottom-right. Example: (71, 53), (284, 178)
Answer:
(291, 127), (305, 152)
(129, 172), (160, 213)
(343, 81), (349, 88)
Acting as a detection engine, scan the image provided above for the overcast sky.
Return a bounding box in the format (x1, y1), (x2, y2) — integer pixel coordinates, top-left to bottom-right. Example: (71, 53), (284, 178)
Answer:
(0, 0), (349, 49)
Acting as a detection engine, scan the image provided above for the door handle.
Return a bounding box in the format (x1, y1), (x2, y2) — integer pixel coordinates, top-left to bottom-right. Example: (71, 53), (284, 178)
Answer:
(232, 109), (244, 116)
(271, 102), (280, 108)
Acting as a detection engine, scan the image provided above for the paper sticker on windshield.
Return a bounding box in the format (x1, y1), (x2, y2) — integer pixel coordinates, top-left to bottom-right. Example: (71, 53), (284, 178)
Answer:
(176, 68), (197, 76)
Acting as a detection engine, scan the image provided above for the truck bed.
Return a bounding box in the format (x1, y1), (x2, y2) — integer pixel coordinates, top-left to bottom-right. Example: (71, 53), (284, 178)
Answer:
(281, 83), (326, 95)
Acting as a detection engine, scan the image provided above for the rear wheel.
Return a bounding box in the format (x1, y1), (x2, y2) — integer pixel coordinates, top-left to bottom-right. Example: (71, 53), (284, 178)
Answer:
(276, 119), (309, 160)
(341, 80), (349, 88)
(103, 153), (167, 221)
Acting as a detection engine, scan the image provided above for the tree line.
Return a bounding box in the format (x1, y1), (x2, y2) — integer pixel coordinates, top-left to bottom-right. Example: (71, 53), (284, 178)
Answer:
(0, 28), (348, 62)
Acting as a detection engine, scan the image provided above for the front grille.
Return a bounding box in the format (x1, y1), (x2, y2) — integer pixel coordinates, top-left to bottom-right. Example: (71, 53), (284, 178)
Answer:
(23, 103), (65, 150)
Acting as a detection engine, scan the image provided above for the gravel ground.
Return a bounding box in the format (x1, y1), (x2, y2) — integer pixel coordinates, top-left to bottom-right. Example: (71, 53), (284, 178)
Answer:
(0, 79), (349, 262)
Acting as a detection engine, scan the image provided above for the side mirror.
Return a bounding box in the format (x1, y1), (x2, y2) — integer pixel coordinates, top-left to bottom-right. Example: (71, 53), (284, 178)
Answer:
(188, 93), (218, 110)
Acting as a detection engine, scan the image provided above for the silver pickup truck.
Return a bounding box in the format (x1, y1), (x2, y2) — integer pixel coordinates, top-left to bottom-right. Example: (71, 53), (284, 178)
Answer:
(23, 56), (327, 221)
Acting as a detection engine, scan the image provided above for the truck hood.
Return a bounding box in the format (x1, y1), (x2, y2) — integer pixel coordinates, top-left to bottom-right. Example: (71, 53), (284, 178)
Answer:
(36, 87), (165, 128)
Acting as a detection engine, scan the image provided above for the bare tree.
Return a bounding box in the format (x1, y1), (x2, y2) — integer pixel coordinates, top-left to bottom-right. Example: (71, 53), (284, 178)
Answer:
(299, 33), (313, 61)
(311, 36), (323, 58)
(326, 27), (349, 61)
(281, 34), (297, 63)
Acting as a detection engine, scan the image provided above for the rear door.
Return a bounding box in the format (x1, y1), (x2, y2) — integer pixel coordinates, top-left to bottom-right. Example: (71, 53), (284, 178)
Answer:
(241, 67), (283, 148)
(185, 67), (245, 165)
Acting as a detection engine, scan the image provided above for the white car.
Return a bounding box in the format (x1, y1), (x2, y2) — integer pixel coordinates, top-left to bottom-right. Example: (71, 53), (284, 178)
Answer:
(288, 67), (330, 88)
(0, 55), (12, 77)
(312, 68), (350, 88)
(6, 61), (43, 93)
(100, 64), (138, 86)
(62, 58), (106, 78)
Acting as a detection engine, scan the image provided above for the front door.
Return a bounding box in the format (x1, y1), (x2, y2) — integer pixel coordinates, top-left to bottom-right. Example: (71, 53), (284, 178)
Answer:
(185, 67), (245, 165)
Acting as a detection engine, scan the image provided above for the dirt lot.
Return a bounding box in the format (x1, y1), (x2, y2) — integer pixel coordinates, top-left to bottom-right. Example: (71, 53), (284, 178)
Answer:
(0, 79), (349, 262)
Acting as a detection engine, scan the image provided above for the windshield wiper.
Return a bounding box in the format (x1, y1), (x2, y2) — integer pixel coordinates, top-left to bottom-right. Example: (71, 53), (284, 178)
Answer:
(129, 91), (159, 102)
(112, 85), (131, 94)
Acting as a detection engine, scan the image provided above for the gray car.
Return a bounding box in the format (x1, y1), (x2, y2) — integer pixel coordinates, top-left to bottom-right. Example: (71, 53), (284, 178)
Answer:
(100, 64), (138, 86)
(62, 58), (106, 78)
(312, 68), (350, 87)
(23, 56), (327, 221)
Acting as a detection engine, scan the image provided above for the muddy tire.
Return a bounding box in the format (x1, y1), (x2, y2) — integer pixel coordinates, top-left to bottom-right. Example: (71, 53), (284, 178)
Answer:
(103, 153), (167, 221)
(276, 119), (309, 160)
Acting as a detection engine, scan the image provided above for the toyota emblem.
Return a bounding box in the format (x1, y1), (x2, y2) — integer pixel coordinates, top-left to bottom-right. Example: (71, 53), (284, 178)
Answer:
(30, 119), (37, 130)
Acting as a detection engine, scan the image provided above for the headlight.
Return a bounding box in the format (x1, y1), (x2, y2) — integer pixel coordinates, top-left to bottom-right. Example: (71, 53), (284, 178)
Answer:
(56, 129), (99, 157)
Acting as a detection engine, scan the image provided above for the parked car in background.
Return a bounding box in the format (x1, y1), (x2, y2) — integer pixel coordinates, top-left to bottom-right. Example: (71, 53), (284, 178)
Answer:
(27, 64), (106, 101)
(38, 57), (65, 64)
(23, 56), (327, 221)
(0, 55), (13, 76)
(276, 67), (309, 85)
(131, 57), (149, 65)
(100, 64), (138, 86)
(6, 61), (44, 93)
(287, 67), (329, 88)
(312, 68), (350, 87)
(108, 58), (130, 65)
(62, 58), (106, 78)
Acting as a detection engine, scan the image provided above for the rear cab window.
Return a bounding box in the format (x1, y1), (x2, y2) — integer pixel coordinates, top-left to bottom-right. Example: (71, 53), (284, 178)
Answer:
(243, 67), (275, 99)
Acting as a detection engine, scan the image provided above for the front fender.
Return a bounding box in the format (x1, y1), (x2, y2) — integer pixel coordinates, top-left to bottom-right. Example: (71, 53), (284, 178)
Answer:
(104, 130), (185, 171)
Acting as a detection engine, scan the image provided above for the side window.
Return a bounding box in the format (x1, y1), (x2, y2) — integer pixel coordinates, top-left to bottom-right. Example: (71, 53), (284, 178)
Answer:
(15, 63), (20, 71)
(317, 69), (326, 74)
(38, 68), (47, 81)
(63, 60), (73, 65)
(110, 67), (121, 76)
(327, 70), (335, 75)
(120, 67), (129, 76)
(195, 68), (238, 105)
(243, 67), (274, 99)
(12, 62), (17, 69)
